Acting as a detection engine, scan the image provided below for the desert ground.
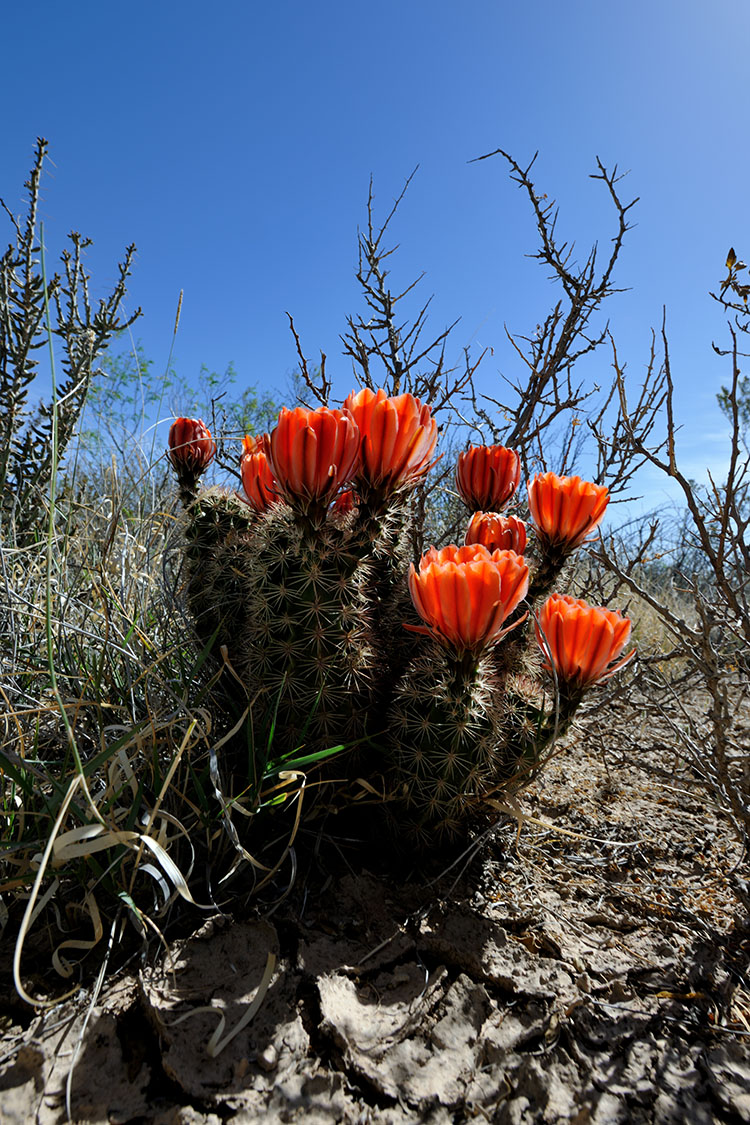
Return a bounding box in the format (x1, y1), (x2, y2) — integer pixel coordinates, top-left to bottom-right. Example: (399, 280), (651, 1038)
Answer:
(2, 685), (749, 1125)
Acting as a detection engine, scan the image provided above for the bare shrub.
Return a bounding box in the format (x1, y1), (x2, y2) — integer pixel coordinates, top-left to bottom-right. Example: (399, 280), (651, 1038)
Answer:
(591, 320), (750, 865)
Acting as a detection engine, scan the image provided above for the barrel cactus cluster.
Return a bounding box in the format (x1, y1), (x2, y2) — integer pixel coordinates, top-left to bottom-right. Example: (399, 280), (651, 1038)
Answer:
(168, 392), (634, 843)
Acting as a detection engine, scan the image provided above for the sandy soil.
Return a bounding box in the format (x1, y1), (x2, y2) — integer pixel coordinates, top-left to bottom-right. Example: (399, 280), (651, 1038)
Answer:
(2, 692), (749, 1124)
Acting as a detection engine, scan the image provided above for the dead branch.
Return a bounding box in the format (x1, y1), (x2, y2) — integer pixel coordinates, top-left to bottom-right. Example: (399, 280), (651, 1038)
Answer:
(590, 319), (750, 848)
(467, 150), (639, 482)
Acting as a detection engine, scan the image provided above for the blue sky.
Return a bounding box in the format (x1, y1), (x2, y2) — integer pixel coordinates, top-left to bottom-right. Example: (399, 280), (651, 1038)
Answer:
(2, 0), (748, 508)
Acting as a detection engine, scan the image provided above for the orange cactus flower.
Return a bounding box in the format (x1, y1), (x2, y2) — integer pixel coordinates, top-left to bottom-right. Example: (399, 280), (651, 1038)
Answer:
(240, 433), (277, 511)
(407, 543), (529, 655)
(343, 387), (438, 497)
(535, 594), (635, 687)
(465, 512), (527, 555)
(527, 472), (609, 553)
(455, 445), (521, 512)
(167, 417), (216, 474)
(268, 406), (360, 511)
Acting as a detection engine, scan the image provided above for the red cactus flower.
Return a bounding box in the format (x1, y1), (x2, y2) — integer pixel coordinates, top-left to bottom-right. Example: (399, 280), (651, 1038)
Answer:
(455, 445), (521, 512)
(407, 543), (529, 655)
(268, 406), (360, 511)
(527, 472), (609, 554)
(167, 417), (216, 474)
(331, 488), (357, 514)
(240, 433), (277, 512)
(465, 512), (527, 555)
(535, 594), (635, 687)
(343, 387), (438, 497)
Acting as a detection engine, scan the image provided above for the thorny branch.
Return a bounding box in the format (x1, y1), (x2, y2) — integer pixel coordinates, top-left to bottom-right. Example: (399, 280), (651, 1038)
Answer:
(467, 150), (639, 484)
(288, 169), (488, 558)
(606, 324), (749, 646)
(590, 323), (750, 849)
(587, 330), (670, 494)
(293, 169), (483, 418)
(285, 154), (749, 862)
(286, 312), (331, 408)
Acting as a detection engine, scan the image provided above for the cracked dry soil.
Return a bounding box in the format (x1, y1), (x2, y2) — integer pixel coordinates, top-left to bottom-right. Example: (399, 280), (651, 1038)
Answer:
(2, 697), (750, 1124)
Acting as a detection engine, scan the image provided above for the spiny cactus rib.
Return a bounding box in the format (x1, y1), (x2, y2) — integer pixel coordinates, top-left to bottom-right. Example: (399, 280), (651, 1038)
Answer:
(386, 644), (507, 841)
(232, 504), (379, 755)
(183, 487), (258, 655)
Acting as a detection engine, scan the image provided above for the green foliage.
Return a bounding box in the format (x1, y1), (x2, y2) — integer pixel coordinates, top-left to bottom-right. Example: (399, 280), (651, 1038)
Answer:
(71, 341), (283, 510)
(715, 247), (750, 440)
(717, 374), (750, 434)
(77, 343), (159, 458)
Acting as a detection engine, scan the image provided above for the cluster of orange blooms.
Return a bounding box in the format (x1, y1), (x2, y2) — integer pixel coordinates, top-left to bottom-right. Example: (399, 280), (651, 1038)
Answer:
(168, 389), (633, 690)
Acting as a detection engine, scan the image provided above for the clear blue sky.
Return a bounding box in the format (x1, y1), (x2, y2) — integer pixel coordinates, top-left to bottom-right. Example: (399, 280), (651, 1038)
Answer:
(2, 0), (748, 507)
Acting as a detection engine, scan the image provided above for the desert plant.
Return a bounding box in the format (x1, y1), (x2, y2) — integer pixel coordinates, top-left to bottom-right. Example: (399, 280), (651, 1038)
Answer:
(591, 315), (750, 870)
(479, 156), (749, 875)
(170, 400), (634, 843)
(164, 156), (654, 845)
(2, 149), (660, 1002)
(0, 477), (328, 1003)
(0, 138), (140, 542)
(0, 142), (296, 998)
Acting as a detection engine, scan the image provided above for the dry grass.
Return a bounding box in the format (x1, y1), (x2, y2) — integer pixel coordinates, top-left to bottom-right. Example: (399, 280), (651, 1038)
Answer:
(0, 468), (325, 1004)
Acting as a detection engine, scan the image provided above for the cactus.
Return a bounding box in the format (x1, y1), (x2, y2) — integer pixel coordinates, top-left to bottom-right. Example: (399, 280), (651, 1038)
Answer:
(343, 387), (438, 670)
(236, 501), (378, 754)
(182, 487), (258, 658)
(383, 544), (532, 839)
(387, 643), (507, 842)
(169, 404), (634, 848)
